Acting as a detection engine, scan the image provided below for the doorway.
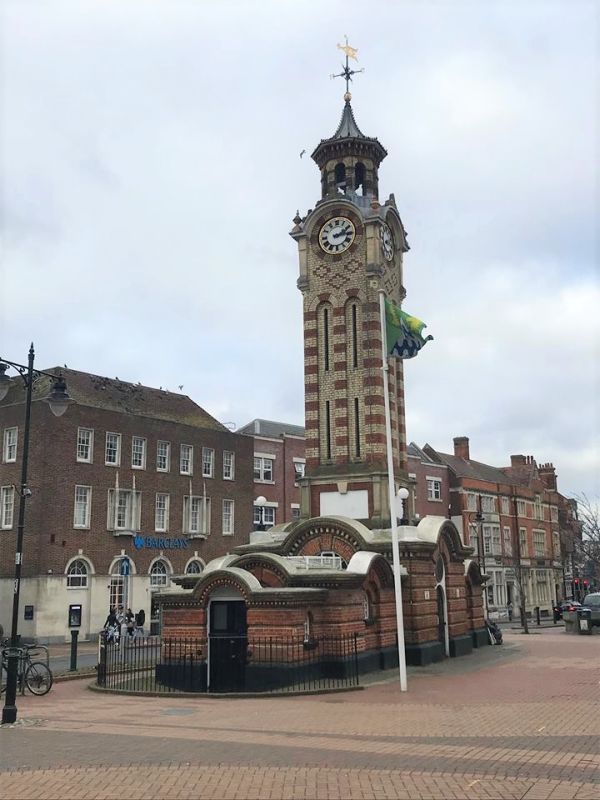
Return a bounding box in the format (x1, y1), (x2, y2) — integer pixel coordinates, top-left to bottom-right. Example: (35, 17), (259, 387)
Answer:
(208, 600), (248, 692)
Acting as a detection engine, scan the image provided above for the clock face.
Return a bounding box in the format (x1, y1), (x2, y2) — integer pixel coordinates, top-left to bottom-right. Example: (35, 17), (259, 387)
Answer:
(319, 217), (356, 255)
(380, 223), (394, 261)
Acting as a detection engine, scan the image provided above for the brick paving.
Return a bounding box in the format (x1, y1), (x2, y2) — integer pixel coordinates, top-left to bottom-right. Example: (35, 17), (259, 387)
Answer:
(1, 628), (598, 799)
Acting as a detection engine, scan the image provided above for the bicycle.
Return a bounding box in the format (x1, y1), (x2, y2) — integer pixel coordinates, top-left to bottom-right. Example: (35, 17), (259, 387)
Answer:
(1, 642), (53, 696)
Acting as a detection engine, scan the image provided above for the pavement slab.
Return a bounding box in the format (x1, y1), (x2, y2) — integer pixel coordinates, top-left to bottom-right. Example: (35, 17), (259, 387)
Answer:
(1, 629), (598, 799)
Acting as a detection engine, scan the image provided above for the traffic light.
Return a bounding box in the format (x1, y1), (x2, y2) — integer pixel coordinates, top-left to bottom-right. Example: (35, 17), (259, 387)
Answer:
(573, 578), (580, 600)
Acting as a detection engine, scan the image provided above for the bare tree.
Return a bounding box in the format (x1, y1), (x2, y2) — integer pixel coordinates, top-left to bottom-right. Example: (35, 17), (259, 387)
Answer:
(573, 494), (600, 578)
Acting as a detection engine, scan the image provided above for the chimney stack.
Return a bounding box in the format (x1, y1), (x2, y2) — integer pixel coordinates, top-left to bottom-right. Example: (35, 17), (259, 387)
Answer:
(510, 454), (527, 466)
(539, 462), (557, 491)
(453, 436), (470, 460)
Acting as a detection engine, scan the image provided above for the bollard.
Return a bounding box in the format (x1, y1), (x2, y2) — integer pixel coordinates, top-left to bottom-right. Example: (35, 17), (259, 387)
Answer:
(536, 606), (541, 626)
(70, 629), (79, 672)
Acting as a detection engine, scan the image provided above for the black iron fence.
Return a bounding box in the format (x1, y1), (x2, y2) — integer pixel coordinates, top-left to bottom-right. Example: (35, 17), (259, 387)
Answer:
(97, 632), (359, 694)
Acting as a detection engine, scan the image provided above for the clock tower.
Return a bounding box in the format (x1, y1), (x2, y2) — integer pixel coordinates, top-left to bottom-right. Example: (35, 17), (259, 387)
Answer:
(291, 65), (410, 528)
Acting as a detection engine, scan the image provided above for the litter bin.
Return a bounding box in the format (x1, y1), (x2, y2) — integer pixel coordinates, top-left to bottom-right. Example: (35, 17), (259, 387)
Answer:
(577, 607), (592, 635)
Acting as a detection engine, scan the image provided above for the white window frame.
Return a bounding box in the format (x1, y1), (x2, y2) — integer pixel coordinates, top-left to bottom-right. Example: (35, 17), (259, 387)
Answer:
(550, 506), (558, 523)
(533, 529), (546, 558)
(184, 495), (210, 536)
(185, 560), (204, 575)
(426, 477), (442, 502)
(519, 528), (528, 557)
(491, 525), (501, 555)
(534, 495), (542, 521)
(76, 428), (94, 463)
(503, 526), (513, 556)
(73, 485), (92, 529)
(254, 455), (274, 482)
(157, 440), (171, 473)
(131, 436), (147, 470)
(466, 492), (477, 512)
(483, 525), (492, 555)
(107, 488), (141, 532)
(501, 497), (509, 515)
(517, 499), (526, 517)
(468, 523), (478, 554)
(202, 447), (214, 478)
(105, 432), (121, 466)
(1, 486), (15, 529)
(66, 559), (89, 589)
(222, 499), (234, 535)
(149, 560), (170, 588)
(3, 427), (18, 463)
(253, 504), (275, 528)
(155, 493), (170, 533)
(481, 495), (496, 514)
(180, 444), (193, 475)
(223, 450), (235, 480)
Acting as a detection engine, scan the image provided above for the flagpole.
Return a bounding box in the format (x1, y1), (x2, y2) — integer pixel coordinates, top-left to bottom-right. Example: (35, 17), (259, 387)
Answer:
(378, 290), (408, 692)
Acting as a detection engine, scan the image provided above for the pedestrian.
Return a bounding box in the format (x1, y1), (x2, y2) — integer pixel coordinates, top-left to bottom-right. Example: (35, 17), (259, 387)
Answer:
(103, 607), (120, 646)
(507, 601), (513, 622)
(125, 608), (135, 639)
(135, 608), (145, 639)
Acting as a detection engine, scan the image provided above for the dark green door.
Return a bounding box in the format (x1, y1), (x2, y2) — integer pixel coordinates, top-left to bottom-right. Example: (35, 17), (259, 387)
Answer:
(209, 601), (248, 692)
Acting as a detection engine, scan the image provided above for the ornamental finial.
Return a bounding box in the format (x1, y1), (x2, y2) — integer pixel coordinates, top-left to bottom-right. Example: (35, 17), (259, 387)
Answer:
(330, 36), (365, 96)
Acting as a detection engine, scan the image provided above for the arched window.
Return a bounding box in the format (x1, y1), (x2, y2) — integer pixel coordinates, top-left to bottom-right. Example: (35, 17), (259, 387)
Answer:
(334, 162), (346, 191)
(354, 162), (366, 195)
(304, 611), (313, 643)
(363, 591), (371, 622)
(149, 560), (169, 588)
(185, 560), (204, 575)
(109, 557), (133, 608)
(67, 559), (89, 588)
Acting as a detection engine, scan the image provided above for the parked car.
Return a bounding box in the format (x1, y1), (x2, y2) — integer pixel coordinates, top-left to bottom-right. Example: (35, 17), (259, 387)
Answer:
(553, 600), (581, 621)
(582, 593), (600, 627)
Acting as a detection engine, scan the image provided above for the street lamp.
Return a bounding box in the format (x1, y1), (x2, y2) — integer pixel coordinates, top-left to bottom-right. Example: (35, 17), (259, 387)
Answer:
(254, 495), (267, 531)
(397, 486), (410, 525)
(1, 344), (74, 725)
(467, 504), (489, 617)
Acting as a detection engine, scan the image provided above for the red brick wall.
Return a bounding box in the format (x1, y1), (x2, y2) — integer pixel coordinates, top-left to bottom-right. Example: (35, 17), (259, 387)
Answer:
(0, 400), (254, 579)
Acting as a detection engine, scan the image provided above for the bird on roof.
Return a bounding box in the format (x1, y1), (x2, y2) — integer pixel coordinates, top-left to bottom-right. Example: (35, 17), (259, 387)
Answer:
(178, 385), (184, 390)
(299, 149), (306, 158)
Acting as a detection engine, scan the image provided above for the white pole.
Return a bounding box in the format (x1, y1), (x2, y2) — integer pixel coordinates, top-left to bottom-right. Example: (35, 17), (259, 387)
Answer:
(378, 290), (408, 692)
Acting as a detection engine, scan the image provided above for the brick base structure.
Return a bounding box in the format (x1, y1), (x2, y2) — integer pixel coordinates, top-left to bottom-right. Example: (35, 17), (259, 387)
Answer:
(156, 515), (487, 686)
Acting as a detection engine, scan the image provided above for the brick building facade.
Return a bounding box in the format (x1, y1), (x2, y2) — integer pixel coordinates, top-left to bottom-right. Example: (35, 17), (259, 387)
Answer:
(237, 419), (305, 528)
(423, 437), (565, 620)
(0, 369), (253, 642)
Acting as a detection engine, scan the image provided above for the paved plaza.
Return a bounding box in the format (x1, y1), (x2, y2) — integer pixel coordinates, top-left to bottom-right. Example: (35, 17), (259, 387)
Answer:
(1, 628), (598, 799)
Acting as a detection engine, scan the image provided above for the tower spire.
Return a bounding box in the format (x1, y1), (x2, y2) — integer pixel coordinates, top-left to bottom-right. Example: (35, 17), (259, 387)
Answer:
(330, 36), (364, 100)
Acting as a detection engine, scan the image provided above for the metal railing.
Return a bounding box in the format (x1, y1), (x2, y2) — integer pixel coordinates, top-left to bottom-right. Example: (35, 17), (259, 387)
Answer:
(97, 632), (359, 695)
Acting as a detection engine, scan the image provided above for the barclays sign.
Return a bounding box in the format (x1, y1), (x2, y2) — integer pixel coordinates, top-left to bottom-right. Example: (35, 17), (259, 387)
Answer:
(133, 535), (189, 551)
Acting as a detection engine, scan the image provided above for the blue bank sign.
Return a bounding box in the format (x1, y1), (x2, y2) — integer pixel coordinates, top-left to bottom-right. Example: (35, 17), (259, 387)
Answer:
(133, 535), (189, 551)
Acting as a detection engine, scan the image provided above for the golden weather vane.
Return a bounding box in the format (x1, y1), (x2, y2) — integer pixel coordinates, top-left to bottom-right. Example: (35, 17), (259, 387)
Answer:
(330, 35), (364, 96)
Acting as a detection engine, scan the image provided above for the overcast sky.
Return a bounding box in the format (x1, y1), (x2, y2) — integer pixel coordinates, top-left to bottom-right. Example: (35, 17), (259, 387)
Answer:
(1, 0), (598, 501)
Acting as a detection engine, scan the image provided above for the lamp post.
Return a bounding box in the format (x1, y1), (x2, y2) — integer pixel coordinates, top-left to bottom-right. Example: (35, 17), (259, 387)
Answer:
(467, 502), (488, 617)
(0, 344), (73, 725)
(254, 495), (267, 531)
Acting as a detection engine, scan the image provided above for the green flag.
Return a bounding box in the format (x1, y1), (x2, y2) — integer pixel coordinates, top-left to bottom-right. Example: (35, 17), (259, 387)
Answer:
(385, 298), (433, 359)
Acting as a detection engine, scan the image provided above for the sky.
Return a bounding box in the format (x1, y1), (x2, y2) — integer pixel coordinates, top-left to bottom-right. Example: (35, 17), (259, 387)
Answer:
(1, 0), (598, 501)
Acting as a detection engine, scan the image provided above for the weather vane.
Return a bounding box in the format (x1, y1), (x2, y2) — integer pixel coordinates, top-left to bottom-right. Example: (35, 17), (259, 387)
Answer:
(330, 35), (364, 97)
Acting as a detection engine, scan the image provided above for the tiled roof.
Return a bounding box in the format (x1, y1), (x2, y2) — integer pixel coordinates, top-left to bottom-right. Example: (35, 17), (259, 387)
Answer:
(423, 445), (513, 485)
(407, 442), (442, 464)
(238, 418), (305, 439)
(1, 368), (227, 431)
